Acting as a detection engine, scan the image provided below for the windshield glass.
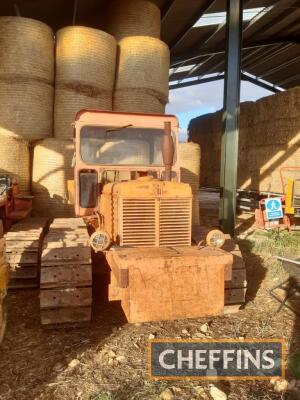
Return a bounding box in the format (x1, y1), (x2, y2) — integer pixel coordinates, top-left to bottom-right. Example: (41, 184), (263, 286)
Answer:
(80, 125), (170, 166)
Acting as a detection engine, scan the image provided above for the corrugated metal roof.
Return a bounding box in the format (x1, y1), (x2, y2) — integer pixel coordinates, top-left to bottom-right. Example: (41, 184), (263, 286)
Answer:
(1, 0), (299, 89)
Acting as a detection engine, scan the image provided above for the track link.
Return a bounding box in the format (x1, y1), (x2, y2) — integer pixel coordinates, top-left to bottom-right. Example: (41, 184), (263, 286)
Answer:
(5, 218), (49, 289)
(40, 218), (92, 327)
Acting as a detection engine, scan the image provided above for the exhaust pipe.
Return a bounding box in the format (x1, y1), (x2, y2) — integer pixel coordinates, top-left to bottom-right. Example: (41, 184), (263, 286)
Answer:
(162, 121), (174, 181)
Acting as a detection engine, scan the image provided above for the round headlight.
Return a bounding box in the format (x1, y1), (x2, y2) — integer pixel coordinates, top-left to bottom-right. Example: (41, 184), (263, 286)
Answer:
(90, 230), (111, 252)
(206, 229), (225, 248)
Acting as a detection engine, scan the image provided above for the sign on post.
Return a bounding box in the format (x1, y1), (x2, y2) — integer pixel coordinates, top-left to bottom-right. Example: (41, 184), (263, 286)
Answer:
(265, 198), (283, 220)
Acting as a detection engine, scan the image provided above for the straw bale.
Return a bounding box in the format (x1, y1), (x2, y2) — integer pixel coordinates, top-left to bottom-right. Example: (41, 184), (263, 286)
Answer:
(0, 132), (30, 192)
(211, 110), (222, 133)
(113, 89), (165, 114)
(116, 36), (170, 99)
(54, 86), (112, 140)
(188, 114), (214, 144)
(0, 80), (53, 140)
(246, 144), (300, 193)
(240, 102), (254, 128)
(106, 0), (161, 41)
(0, 17), (54, 83)
(255, 87), (300, 122)
(32, 139), (74, 217)
(56, 27), (117, 91)
(251, 118), (300, 146)
(187, 89), (300, 192)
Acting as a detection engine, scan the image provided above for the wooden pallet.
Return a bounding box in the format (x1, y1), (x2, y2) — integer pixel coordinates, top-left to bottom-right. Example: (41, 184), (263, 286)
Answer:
(5, 218), (49, 289)
(40, 218), (92, 327)
(193, 226), (247, 310)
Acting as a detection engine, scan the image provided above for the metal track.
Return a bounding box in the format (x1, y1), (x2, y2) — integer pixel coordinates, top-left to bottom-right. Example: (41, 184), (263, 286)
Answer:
(5, 218), (49, 289)
(40, 218), (92, 327)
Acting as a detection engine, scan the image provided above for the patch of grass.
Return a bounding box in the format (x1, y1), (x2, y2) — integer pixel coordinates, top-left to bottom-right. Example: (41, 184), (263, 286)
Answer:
(289, 352), (300, 379)
(249, 230), (300, 256)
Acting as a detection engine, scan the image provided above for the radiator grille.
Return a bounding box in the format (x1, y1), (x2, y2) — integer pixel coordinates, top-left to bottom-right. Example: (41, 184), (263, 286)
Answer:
(121, 199), (156, 247)
(121, 197), (191, 247)
(159, 198), (191, 246)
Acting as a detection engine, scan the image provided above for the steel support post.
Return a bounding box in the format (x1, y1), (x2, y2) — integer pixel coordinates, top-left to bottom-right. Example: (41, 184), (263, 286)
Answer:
(219, 0), (243, 235)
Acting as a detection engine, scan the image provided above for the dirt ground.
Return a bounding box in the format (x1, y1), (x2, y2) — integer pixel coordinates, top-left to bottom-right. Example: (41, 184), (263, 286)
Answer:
(0, 220), (300, 400)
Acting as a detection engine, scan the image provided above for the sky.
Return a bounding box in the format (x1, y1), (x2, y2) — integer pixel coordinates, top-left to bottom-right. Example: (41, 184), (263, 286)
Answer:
(166, 80), (273, 142)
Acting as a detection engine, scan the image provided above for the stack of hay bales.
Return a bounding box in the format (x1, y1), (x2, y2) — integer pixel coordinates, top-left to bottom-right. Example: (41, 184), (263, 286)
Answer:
(189, 88), (300, 194)
(106, 0), (161, 41)
(107, 0), (169, 114)
(114, 36), (169, 114)
(247, 89), (300, 193)
(189, 110), (227, 188)
(32, 27), (117, 217)
(188, 102), (254, 190)
(54, 26), (117, 140)
(0, 17), (54, 192)
(179, 143), (201, 225)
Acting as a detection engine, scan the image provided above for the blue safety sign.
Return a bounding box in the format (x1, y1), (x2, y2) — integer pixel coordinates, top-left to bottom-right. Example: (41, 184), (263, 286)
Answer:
(265, 197), (283, 220)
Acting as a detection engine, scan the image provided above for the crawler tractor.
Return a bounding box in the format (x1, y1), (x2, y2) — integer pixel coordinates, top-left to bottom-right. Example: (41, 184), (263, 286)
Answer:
(39, 111), (234, 326)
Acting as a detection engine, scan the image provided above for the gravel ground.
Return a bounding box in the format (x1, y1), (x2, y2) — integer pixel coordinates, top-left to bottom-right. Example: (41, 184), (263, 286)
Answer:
(0, 229), (299, 400)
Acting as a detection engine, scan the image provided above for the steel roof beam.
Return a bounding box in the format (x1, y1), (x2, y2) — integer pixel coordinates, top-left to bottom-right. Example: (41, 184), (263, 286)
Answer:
(169, 74), (224, 90)
(168, 71), (281, 93)
(170, 37), (295, 66)
(244, 0), (300, 37)
(169, 0), (217, 51)
(243, 43), (295, 70)
(259, 53), (300, 79)
(173, 54), (215, 83)
(161, 0), (176, 23)
(242, 4), (276, 34)
(241, 73), (281, 93)
(276, 72), (300, 86)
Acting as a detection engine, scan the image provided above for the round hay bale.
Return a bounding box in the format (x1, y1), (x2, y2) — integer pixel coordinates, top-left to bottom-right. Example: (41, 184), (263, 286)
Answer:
(106, 0), (161, 41)
(56, 27), (117, 92)
(116, 36), (170, 99)
(54, 86), (112, 140)
(113, 89), (165, 114)
(0, 80), (53, 140)
(0, 17), (54, 83)
(32, 138), (75, 217)
(0, 132), (30, 192)
(179, 142), (201, 225)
